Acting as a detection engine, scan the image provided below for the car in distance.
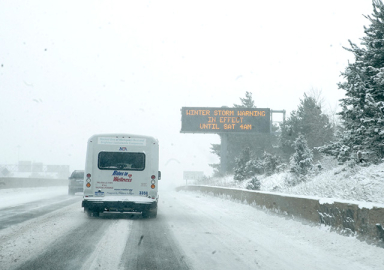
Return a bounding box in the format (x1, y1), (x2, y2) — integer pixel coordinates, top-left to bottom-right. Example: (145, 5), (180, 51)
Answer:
(68, 170), (84, 195)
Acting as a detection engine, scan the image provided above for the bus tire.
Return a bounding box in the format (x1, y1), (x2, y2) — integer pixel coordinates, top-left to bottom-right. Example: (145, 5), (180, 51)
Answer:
(86, 209), (99, 218)
(142, 208), (157, 218)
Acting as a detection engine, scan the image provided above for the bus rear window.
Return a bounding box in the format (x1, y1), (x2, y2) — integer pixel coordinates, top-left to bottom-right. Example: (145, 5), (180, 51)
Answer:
(98, 152), (145, 171)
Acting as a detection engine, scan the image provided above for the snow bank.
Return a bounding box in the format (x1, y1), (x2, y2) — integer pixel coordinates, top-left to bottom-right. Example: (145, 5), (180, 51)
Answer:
(197, 161), (384, 204)
(0, 186), (69, 210)
(178, 185), (384, 245)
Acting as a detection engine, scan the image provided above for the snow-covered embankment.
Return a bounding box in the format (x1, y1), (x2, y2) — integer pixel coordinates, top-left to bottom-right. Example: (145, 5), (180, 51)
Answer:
(177, 185), (384, 246)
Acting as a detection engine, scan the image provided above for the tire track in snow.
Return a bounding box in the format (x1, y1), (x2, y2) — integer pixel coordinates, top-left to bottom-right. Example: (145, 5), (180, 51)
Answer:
(0, 195), (81, 230)
(0, 202), (87, 270)
(16, 218), (110, 270)
(120, 215), (190, 270)
(80, 216), (133, 270)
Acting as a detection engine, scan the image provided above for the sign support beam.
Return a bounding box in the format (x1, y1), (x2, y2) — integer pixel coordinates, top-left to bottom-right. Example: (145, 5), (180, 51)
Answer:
(220, 134), (228, 174)
(270, 110), (286, 133)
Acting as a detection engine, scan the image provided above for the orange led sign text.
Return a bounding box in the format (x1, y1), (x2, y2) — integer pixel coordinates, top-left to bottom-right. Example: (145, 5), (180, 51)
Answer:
(181, 107), (270, 133)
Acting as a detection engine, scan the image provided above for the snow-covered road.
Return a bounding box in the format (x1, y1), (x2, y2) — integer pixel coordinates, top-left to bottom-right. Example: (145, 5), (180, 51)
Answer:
(0, 186), (382, 270)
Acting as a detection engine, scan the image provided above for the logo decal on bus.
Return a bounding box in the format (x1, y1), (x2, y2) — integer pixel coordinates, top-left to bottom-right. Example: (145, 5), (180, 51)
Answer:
(112, 171), (131, 177)
(113, 177), (132, 182)
(119, 147), (128, 151)
(95, 191), (104, 196)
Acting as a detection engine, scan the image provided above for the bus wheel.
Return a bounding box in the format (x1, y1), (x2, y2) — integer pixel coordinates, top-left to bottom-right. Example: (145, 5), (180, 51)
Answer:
(86, 209), (99, 218)
(142, 208), (157, 218)
(150, 208), (158, 218)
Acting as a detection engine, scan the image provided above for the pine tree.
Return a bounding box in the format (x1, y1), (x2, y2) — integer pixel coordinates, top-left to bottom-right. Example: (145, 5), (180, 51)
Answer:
(321, 0), (384, 163)
(233, 91), (256, 108)
(280, 93), (334, 159)
(244, 158), (264, 176)
(233, 147), (251, 180)
(246, 176), (261, 190)
(262, 152), (282, 176)
(290, 134), (313, 175)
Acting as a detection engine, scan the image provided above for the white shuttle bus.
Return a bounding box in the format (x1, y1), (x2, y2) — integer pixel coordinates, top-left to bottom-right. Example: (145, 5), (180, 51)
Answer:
(82, 134), (161, 218)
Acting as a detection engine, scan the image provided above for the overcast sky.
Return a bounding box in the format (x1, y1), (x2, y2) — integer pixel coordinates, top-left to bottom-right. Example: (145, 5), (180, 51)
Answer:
(0, 0), (374, 180)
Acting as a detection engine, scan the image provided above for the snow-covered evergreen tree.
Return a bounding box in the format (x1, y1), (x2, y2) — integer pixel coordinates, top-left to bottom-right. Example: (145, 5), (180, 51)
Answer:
(233, 91), (256, 108)
(290, 134), (313, 175)
(246, 176), (261, 190)
(263, 152), (283, 176)
(320, 1), (384, 163)
(244, 158), (264, 176)
(280, 93), (334, 158)
(233, 147), (251, 180)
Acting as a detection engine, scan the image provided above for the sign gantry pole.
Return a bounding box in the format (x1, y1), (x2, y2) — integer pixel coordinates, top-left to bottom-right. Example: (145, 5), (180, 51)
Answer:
(220, 133), (228, 174)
